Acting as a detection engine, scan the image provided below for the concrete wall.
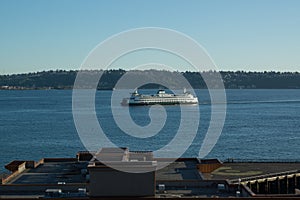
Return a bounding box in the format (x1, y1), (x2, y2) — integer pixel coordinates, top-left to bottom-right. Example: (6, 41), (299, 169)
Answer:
(89, 167), (155, 197)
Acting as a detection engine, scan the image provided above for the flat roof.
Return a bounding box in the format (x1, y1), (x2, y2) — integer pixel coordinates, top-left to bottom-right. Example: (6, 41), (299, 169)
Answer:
(156, 159), (202, 181)
(208, 162), (300, 180)
(6, 161), (88, 185)
(155, 159), (236, 198)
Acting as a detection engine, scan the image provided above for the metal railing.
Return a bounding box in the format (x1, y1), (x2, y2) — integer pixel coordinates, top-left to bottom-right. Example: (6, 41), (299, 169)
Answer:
(231, 169), (300, 184)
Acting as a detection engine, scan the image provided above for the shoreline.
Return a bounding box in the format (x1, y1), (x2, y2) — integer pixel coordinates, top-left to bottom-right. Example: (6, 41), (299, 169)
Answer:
(1, 87), (300, 91)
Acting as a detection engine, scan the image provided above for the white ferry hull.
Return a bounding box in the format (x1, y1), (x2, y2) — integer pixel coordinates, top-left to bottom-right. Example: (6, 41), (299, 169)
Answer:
(121, 90), (198, 106)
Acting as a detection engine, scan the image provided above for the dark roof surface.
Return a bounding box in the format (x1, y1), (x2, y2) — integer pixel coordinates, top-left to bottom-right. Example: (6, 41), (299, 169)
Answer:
(156, 160), (202, 181)
(6, 161), (88, 184)
(209, 162), (300, 180)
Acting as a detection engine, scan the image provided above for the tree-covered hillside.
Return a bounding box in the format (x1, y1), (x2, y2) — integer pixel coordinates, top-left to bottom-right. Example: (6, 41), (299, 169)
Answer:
(0, 69), (300, 89)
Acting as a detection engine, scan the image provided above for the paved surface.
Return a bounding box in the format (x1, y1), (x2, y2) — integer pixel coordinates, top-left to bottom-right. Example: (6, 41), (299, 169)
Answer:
(8, 159), (202, 184)
(7, 161), (88, 184)
(156, 160), (202, 181)
(208, 162), (300, 180)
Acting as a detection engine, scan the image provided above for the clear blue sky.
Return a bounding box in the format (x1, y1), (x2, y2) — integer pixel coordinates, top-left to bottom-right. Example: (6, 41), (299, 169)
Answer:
(0, 0), (300, 74)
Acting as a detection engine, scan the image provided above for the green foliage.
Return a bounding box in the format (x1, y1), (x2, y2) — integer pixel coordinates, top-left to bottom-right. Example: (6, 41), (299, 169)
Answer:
(0, 69), (300, 89)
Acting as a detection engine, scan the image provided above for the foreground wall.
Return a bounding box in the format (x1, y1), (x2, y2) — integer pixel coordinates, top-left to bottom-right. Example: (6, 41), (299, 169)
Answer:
(89, 166), (155, 197)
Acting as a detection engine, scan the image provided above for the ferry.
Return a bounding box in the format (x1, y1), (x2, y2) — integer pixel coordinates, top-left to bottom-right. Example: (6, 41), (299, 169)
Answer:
(121, 89), (198, 106)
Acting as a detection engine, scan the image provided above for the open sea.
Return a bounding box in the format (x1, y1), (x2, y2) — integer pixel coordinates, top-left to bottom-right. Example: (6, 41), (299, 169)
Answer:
(1, 89), (300, 172)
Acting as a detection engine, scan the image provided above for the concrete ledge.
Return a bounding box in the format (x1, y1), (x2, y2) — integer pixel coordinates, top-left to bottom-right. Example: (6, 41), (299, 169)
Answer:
(0, 183), (86, 194)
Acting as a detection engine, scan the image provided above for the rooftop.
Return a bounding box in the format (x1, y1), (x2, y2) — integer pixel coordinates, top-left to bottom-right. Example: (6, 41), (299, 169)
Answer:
(156, 159), (202, 181)
(2, 149), (300, 198)
(207, 162), (300, 181)
(6, 160), (88, 185)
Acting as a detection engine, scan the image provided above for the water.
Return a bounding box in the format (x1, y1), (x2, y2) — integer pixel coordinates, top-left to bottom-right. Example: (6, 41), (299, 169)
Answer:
(1, 89), (300, 171)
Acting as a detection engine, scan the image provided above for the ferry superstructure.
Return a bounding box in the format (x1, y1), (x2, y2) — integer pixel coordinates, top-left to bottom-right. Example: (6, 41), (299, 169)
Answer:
(121, 89), (198, 106)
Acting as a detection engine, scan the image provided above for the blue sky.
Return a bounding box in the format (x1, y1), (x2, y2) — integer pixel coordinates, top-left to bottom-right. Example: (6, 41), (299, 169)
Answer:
(0, 0), (300, 74)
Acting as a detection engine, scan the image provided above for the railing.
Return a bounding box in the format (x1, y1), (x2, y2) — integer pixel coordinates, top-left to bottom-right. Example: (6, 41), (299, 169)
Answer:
(231, 169), (300, 184)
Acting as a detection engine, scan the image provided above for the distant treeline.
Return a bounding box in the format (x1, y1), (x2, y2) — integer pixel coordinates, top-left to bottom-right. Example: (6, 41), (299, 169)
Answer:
(0, 69), (300, 90)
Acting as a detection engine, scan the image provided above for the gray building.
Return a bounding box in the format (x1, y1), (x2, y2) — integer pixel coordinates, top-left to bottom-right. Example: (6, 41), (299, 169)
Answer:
(88, 147), (156, 197)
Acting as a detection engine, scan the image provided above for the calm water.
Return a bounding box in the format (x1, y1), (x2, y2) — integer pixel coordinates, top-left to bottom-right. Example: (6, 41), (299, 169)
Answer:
(1, 89), (300, 171)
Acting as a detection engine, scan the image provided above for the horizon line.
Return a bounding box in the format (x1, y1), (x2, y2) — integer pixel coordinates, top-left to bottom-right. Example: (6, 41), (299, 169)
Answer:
(1, 68), (300, 76)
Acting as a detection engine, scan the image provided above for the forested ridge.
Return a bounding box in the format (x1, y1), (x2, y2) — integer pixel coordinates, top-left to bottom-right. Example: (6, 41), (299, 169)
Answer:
(0, 69), (300, 89)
